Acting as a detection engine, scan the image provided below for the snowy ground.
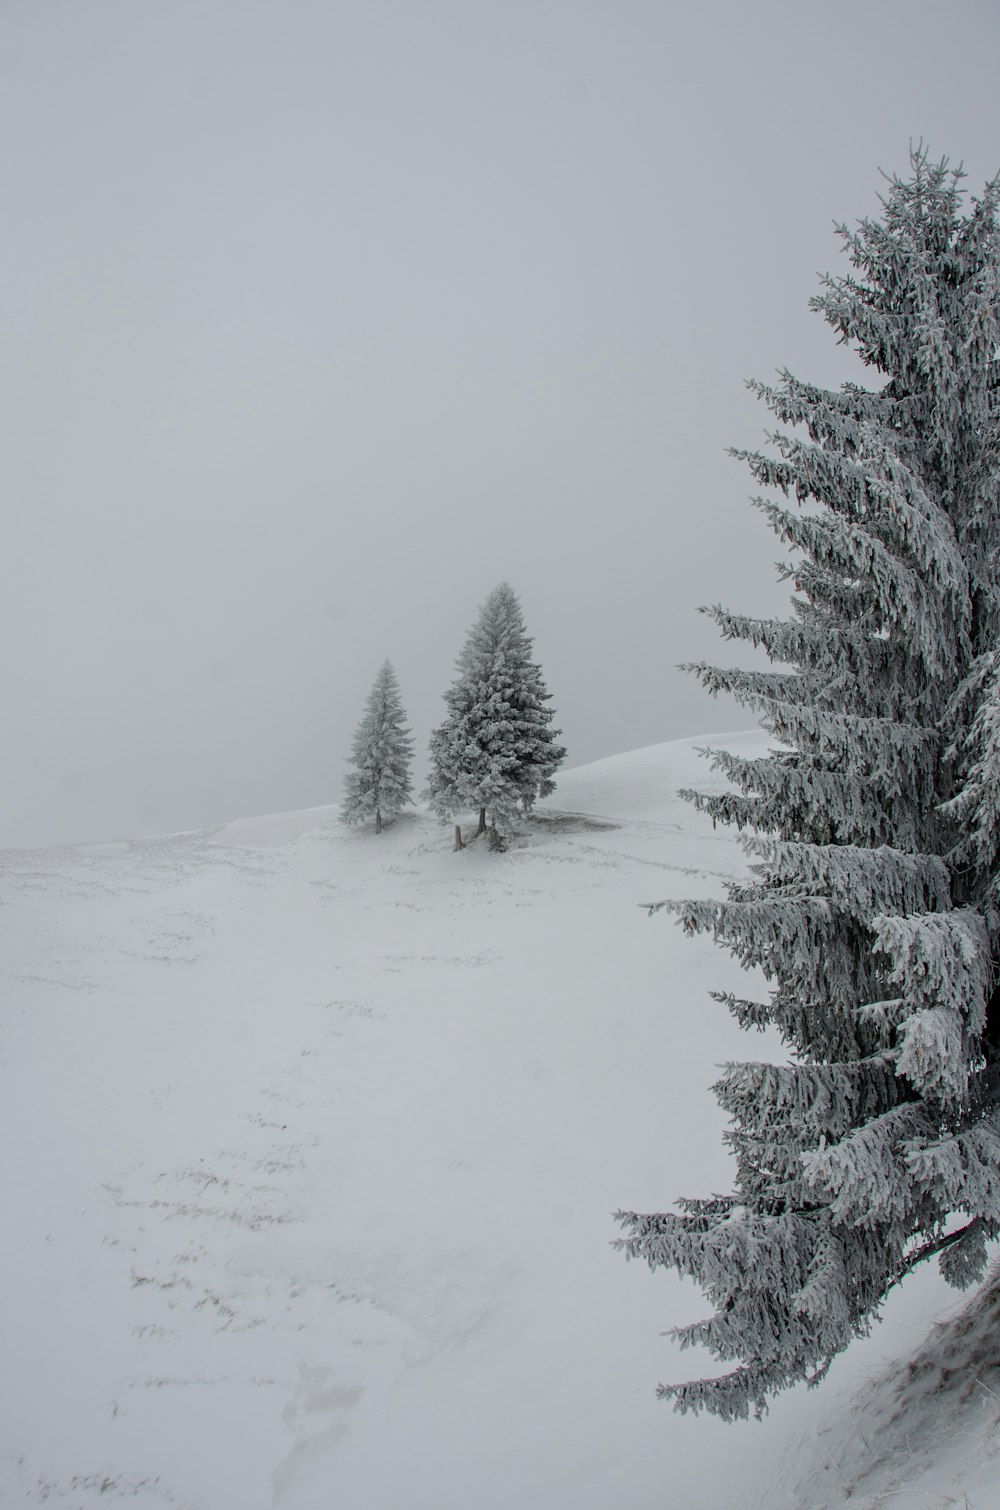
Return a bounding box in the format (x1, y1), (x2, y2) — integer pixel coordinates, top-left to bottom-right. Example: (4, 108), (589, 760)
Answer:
(3, 734), (998, 1509)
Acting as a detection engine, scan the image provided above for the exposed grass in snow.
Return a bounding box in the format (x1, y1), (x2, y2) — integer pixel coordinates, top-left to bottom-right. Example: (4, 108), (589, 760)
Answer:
(1, 732), (996, 1508)
(764, 1265), (1000, 1509)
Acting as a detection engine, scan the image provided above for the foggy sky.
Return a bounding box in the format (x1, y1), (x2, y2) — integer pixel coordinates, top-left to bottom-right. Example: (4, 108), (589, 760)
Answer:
(3, 0), (999, 847)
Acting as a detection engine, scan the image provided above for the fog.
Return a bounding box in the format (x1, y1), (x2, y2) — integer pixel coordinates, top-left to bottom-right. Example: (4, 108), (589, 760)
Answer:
(3, 0), (998, 846)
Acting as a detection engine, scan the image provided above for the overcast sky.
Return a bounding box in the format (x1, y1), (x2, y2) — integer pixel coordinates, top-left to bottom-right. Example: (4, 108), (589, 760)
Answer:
(3, 0), (999, 847)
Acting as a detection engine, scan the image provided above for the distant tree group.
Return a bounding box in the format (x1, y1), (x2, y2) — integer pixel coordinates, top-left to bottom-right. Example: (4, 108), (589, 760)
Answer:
(339, 587), (564, 848)
(341, 659), (413, 834)
(426, 582), (565, 847)
(616, 149), (1000, 1420)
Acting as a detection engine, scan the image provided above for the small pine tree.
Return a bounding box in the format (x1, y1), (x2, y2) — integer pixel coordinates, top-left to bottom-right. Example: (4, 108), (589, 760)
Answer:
(341, 659), (414, 834)
(615, 149), (1000, 1420)
(427, 583), (565, 844)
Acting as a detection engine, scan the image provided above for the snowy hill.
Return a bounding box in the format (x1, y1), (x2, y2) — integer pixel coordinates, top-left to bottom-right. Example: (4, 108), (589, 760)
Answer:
(2, 734), (998, 1509)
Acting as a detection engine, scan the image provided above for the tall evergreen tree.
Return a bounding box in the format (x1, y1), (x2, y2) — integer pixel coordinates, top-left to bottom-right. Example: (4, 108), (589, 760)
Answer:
(427, 583), (565, 845)
(616, 150), (1000, 1420)
(341, 659), (413, 834)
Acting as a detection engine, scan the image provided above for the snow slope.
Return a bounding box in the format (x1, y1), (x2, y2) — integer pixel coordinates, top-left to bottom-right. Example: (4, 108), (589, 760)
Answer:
(2, 734), (997, 1509)
(763, 1267), (1000, 1508)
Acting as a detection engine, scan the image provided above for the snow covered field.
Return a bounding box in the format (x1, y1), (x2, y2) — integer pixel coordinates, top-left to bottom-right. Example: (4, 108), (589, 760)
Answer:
(3, 734), (998, 1508)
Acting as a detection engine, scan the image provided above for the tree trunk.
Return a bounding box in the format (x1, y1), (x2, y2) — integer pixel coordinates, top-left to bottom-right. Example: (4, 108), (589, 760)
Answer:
(453, 824), (465, 851)
(477, 807), (487, 836)
(375, 809), (382, 835)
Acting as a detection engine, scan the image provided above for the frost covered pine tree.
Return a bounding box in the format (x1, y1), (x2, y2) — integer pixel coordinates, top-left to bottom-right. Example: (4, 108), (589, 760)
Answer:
(341, 659), (414, 834)
(615, 150), (1000, 1420)
(426, 583), (565, 847)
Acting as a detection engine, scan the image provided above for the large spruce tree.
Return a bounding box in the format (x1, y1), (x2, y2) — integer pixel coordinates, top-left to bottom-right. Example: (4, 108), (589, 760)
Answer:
(427, 583), (565, 844)
(341, 659), (414, 834)
(616, 150), (1000, 1420)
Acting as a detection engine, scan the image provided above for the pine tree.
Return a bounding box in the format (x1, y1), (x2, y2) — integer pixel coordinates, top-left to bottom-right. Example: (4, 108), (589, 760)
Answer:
(615, 149), (1000, 1420)
(426, 583), (565, 845)
(341, 659), (413, 834)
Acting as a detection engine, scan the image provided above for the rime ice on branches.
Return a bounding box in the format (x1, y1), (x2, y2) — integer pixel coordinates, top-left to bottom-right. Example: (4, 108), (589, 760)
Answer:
(341, 659), (414, 834)
(616, 149), (1000, 1421)
(427, 583), (565, 846)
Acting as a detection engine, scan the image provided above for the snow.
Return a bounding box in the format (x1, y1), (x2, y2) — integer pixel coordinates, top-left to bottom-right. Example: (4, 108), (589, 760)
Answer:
(760, 1268), (1000, 1507)
(2, 732), (997, 1508)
